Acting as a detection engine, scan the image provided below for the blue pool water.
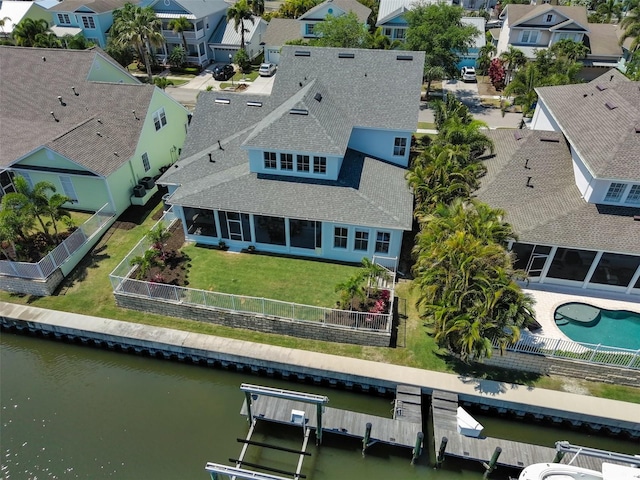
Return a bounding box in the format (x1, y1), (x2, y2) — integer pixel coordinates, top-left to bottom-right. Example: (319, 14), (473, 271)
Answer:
(555, 302), (640, 350)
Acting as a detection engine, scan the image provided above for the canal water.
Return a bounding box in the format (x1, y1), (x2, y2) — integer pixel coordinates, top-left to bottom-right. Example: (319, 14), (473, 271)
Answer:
(2, 333), (638, 480)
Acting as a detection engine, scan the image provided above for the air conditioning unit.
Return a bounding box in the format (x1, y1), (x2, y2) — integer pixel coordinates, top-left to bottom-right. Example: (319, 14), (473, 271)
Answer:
(133, 184), (146, 197)
(140, 176), (155, 189)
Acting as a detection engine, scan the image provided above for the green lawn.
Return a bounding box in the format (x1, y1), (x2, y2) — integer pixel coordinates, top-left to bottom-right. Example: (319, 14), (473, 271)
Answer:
(183, 245), (361, 307)
(1, 203), (639, 404)
(417, 122), (436, 130)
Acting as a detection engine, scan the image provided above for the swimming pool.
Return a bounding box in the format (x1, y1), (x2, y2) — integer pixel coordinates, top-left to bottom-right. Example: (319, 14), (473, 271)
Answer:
(554, 302), (640, 350)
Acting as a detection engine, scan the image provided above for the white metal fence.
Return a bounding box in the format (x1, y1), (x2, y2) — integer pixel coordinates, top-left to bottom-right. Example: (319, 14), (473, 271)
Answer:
(0, 204), (114, 280)
(498, 331), (640, 370)
(110, 210), (393, 333)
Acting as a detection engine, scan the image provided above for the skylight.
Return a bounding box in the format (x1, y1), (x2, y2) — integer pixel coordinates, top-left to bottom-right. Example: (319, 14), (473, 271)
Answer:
(294, 50), (311, 57)
(596, 84), (607, 91)
(246, 101), (263, 107)
(289, 108), (309, 115)
(338, 53), (354, 59)
(605, 102), (617, 110)
(215, 98), (230, 104)
(396, 55), (413, 61)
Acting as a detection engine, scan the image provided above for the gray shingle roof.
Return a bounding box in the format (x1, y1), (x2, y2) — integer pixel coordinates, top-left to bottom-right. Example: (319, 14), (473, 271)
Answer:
(161, 0), (228, 20)
(584, 23), (622, 57)
(535, 70), (640, 180)
(0, 46), (156, 177)
(50, 0), (129, 13)
(262, 18), (302, 46)
(505, 4), (589, 31)
(475, 129), (640, 255)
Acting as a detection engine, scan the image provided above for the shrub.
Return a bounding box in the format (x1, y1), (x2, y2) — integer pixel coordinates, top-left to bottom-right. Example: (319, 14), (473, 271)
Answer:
(488, 58), (506, 90)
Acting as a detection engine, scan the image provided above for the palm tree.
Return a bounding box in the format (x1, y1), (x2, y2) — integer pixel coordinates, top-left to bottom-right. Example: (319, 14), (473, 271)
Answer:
(550, 39), (589, 62)
(597, 0), (622, 23)
(40, 193), (72, 244)
(503, 62), (539, 117)
(34, 32), (62, 48)
(369, 26), (402, 50)
(154, 77), (174, 89)
(248, 0), (265, 16)
(0, 16), (11, 36)
(168, 16), (191, 54)
(147, 224), (171, 258)
(437, 115), (494, 159)
(0, 207), (32, 260)
(423, 65), (446, 100)
(620, 5), (640, 53)
(477, 43), (496, 75)
(431, 92), (472, 131)
(334, 271), (367, 310)
(227, 0), (254, 51)
(12, 18), (49, 47)
(5, 176), (58, 240)
(130, 249), (161, 279)
(499, 46), (526, 84)
(112, 3), (163, 82)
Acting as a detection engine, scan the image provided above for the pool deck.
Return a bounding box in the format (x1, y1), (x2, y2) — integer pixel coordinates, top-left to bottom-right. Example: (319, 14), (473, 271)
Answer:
(523, 284), (640, 343)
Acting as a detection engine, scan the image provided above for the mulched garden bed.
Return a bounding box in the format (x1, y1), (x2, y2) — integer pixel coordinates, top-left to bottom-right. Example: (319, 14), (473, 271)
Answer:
(1, 230), (75, 263)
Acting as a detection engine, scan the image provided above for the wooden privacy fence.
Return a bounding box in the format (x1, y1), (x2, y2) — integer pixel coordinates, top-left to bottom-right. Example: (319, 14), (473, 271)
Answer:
(495, 331), (640, 370)
(0, 204), (114, 280)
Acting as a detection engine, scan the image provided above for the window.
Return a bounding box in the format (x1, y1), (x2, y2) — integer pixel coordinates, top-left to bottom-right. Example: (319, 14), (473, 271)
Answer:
(142, 152), (150, 172)
(334, 227), (348, 249)
(153, 108), (167, 131)
(604, 182), (625, 202)
(521, 30), (539, 44)
(545, 14), (554, 22)
(393, 137), (407, 156)
(354, 230), (369, 251)
(81, 16), (96, 29)
(57, 13), (71, 24)
(384, 27), (392, 36)
(305, 24), (314, 36)
(264, 151), (277, 169)
(59, 176), (78, 202)
(626, 184), (640, 204)
(184, 207), (217, 237)
(254, 215), (286, 245)
(290, 220), (321, 249)
(375, 231), (390, 254)
(396, 29), (405, 40)
(313, 156), (326, 174)
(219, 211), (251, 241)
(280, 153), (293, 171)
(297, 155), (309, 172)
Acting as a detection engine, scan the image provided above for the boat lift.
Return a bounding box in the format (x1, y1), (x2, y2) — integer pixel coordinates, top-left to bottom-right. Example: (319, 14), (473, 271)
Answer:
(555, 441), (640, 467)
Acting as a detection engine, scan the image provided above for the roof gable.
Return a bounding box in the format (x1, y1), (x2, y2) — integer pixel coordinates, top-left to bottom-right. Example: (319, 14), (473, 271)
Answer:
(506, 4), (589, 31)
(50, 0), (130, 14)
(299, 0), (370, 22)
(152, 0), (228, 19)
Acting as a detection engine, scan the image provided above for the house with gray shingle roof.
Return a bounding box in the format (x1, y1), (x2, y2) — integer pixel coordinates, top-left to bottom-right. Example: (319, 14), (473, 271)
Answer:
(262, 0), (371, 65)
(0, 46), (189, 216)
(474, 70), (640, 296)
(158, 46), (425, 267)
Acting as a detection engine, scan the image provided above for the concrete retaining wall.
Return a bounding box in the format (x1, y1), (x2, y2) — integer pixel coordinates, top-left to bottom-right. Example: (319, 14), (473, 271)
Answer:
(0, 269), (64, 296)
(482, 350), (640, 388)
(115, 293), (391, 347)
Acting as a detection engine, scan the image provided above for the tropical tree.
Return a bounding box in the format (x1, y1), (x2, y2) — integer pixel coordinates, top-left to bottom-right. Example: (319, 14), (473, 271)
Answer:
(334, 271), (367, 310)
(620, 5), (640, 53)
(154, 77), (174, 89)
(437, 114), (494, 159)
(278, 0), (320, 19)
(596, 0), (622, 23)
(248, 0), (265, 16)
(0, 206), (33, 260)
(314, 12), (369, 48)
(369, 26), (402, 50)
(148, 224), (171, 258)
(227, 0), (254, 51)
(12, 18), (49, 47)
(130, 249), (161, 279)
(112, 3), (163, 82)
(423, 65), (446, 100)
(168, 45), (186, 67)
(405, 3), (479, 78)
(550, 38), (589, 62)
(0, 16), (12, 36)
(499, 45), (526, 84)
(477, 42), (496, 75)
(4, 176), (57, 240)
(34, 32), (62, 48)
(503, 62), (539, 117)
(431, 92), (472, 131)
(168, 16), (191, 53)
(63, 33), (95, 49)
(41, 193), (72, 244)
(488, 57), (506, 89)
(105, 37), (135, 67)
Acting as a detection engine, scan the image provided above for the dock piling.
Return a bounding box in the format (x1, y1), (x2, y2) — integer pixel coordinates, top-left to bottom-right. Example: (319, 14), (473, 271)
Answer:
(411, 432), (424, 465)
(244, 391), (253, 424)
(482, 447), (502, 478)
(552, 451), (565, 463)
(436, 436), (448, 468)
(362, 422), (372, 456)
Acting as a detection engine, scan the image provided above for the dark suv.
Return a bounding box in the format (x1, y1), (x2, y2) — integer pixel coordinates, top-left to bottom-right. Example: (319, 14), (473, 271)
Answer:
(212, 64), (235, 81)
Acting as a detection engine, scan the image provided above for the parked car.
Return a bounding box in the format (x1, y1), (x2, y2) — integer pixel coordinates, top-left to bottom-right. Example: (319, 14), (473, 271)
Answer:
(485, 19), (503, 30)
(461, 66), (476, 83)
(259, 63), (277, 77)
(212, 64), (235, 81)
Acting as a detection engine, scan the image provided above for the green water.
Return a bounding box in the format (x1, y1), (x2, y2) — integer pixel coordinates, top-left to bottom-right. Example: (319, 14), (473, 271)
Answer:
(1, 333), (637, 480)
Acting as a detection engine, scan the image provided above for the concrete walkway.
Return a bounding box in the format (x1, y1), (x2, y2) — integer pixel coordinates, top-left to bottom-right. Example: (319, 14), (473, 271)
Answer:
(2, 301), (639, 433)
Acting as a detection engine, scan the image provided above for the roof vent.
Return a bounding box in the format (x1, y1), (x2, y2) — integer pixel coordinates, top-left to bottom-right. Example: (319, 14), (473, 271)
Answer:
(314, 92), (322, 102)
(246, 101), (262, 107)
(215, 98), (230, 104)
(289, 108), (309, 115)
(57, 96), (66, 106)
(596, 84), (606, 91)
(97, 132), (102, 137)
(396, 55), (413, 61)
(540, 136), (560, 143)
(583, 93), (588, 98)
(217, 140), (224, 151)
(208, 153), (215, 162)
(338, 52), (354, 59)
(294, 50), (311, 57)
(605, 102), (617, 110)
(132, 110), (139, 120)
(97, 118), (102, 124)
(513, 130), (524, 141)
(42, 56), (46, 62)
(72, 86), (78, 96)
(526, 176), (533, 188)
(635, 125), (640, 133)
(50, 111), (58, 122)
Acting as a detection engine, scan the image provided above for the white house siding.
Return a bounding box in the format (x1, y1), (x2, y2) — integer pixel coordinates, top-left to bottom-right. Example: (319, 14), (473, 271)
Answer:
(530, 101), (556, 131)
(571, 152), (594, 201)
(348, 127), (411, 167)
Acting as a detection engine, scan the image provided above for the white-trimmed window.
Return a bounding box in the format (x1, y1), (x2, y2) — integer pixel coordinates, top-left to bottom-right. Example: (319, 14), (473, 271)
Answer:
(384, 27), (392, 36)
(57, 13), (71, 24)
(142, 152), (150, 172)
(313, 156), (326, 174)
(297, 155), (309, 172)
(375, 231), (390, 254)
(625, 184), (640, 204)
(81, 16), (96, 29)
(334, 227), (348, 249)
(354, 230), (369, 251)
(393, 137), (407, 156)
(264, 152), (276, 169)
(153, 108), (167, 131)
(604, 182), (625, 202)
(59, 176), (78, 202)
(545, 14), (554, 22)
(305, 23), (315, 36)
(280, 153), (293, 171)
(521, 30), (539, 44)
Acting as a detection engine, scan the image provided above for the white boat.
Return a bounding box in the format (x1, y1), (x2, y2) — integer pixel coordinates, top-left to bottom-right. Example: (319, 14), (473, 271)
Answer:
(518, 462), (640, 480)
(456, 406), (484, 437)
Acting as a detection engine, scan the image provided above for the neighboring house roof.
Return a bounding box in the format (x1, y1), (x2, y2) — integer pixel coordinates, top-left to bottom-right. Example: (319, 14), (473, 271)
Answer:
(584, 23), (622, 58)
(299, 0), (371, 23)
(36, 0), (61, 9)
(209, 17), (265, 45)
(50, 0), (129, 13)
(262, 18), (301, 46)
(377, 0), (414, 25)
(50, 25), (84, 37)
(535, 69), (640, 181)
(476, 129), (640, 255)
(0, 46), (156, 177)
(152, 0), (228, 20)
(462, 17), (485, 49)
(504, 4), (589, 32)
(0, 1), (38, 34)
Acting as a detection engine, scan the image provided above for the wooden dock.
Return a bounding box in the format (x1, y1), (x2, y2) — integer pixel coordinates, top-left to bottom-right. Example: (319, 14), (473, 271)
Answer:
(431, 390), (623, 472)
(393, 384), (422, 424)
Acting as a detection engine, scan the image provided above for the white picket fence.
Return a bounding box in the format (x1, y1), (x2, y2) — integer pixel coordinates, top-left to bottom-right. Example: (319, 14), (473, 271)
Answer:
(0, 204), (114, 279)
